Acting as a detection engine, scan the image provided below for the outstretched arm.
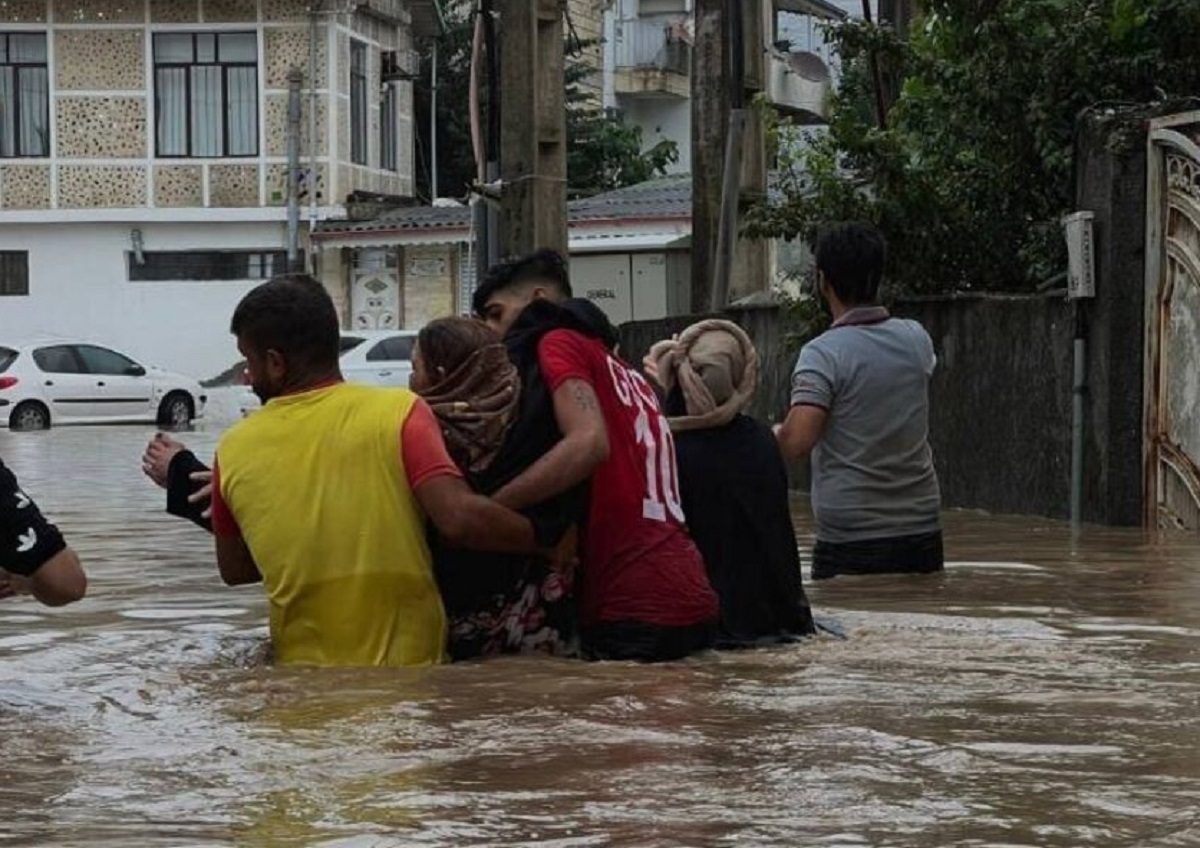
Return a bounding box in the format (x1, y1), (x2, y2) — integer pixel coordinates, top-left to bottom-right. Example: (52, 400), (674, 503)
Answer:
(775, 404), (828, 463)
(0, 461), (86, 607)
(415, 475), (540, 553)
(491, 378), (608, 511)
(402, 398), (542, 553)
(25, 548), (87, 607)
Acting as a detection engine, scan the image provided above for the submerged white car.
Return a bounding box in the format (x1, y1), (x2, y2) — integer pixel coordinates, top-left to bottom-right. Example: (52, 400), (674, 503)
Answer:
(0, 341), (205, 431)
(238, 330), (417, 415)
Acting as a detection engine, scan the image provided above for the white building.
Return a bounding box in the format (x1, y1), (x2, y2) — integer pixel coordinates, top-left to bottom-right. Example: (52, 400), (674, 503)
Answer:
(601, 0), (846, 174)
(0, 0), (441, 381)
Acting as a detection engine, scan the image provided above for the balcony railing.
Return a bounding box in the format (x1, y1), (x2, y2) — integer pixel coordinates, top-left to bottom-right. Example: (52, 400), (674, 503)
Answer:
(613, 18), (691, 76)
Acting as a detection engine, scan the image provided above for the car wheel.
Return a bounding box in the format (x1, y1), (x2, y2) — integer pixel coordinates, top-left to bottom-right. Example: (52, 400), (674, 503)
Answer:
(158, 392), (194, 429)
(10, 401), (50, 432)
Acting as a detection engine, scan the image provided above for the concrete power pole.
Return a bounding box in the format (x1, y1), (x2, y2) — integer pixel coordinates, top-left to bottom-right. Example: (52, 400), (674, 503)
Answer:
(691, 0), (729, 313)
(498, 0), (568, 260)
(692, 0), (769, 313)
(286, 67), (303, 272)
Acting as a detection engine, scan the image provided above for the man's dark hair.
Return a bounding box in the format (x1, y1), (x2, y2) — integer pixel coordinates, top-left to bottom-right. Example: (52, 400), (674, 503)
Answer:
(471, 249), (572, 315)
(814, 223), (888, 306)
(230, 274), (340, 372)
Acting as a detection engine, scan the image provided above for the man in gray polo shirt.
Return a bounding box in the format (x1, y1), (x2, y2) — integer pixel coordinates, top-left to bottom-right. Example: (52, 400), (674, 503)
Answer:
(776, 222), (943, 579)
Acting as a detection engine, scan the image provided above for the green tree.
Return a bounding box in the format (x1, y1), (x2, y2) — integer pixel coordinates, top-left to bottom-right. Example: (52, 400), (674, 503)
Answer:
(414, 4), (678, 202)
(747, 0), (1200, 294)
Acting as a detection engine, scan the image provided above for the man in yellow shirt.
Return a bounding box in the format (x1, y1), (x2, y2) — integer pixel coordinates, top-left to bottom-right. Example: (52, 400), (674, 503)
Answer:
(208, 275), (540, 667)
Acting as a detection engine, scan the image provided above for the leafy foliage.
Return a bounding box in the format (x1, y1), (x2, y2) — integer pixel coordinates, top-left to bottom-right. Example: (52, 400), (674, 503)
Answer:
(746, 0), (1200, 294)
(414, 3), (678, 202)
(564, 55), (679, 199)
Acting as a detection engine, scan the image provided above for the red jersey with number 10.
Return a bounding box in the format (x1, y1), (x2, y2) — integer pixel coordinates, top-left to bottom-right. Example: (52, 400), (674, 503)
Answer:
(538, 329), (718, 629)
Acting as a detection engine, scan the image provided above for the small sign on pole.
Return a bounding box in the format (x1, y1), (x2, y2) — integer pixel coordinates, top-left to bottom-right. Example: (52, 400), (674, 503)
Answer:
(1063, 211), (1096, 300)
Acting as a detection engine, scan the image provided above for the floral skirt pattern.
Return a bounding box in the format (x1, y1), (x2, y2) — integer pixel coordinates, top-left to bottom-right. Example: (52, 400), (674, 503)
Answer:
(446, 559), (577, 662)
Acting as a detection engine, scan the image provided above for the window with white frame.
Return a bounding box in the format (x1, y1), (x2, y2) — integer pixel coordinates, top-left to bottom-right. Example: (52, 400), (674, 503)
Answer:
(153, 32), (259, 158)
(350, 39), (369, 166)
(0, 33), (49, 158)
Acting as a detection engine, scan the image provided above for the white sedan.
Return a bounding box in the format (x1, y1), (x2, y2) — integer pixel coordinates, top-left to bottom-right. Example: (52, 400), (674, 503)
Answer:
(0, 341), (205, 431)
(238, 330), (417, 415)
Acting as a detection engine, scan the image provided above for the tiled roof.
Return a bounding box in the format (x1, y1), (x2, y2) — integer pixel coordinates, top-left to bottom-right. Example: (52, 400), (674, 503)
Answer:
(312, 171), (799, 239)
(315, 174), (693, 238)
(569, 174), (693, 223)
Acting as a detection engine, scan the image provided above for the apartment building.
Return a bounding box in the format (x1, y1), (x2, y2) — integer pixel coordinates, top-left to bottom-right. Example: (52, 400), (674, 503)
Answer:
(602, 0), (844, 173)
(0, 0), (439, 379)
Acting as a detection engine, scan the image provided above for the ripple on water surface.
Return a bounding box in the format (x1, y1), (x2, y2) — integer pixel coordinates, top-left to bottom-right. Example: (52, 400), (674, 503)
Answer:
(2, 424), (1200, 846)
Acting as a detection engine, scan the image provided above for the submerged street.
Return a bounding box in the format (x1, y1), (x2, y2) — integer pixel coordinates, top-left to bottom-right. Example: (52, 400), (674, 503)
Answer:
(2, 398), (1199, 847)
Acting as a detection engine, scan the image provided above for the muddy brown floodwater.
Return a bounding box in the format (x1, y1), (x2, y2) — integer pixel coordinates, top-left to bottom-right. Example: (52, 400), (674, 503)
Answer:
(2, 395), (1200, 847)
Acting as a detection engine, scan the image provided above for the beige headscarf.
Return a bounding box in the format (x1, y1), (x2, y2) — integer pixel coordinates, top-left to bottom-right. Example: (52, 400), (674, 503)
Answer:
(421, 343), (520, 474)
(646, 319), (759, 432)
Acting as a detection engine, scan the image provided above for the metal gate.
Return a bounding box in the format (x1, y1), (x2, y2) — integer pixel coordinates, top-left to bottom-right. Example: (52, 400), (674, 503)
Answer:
(1144, 113), (1200, 529)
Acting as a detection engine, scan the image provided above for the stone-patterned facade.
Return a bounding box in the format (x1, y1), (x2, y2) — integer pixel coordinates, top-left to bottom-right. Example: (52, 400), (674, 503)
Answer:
(208, 164), (259, 207)
(0, 0), (48, 23)
(152, 165), (203, 207)
(54, 30), (144, 89)
(0, 164), (52, 209)
(57, 97), (147, 158)
(2, 0), (416, 210)
(149, 0), (198, 23)
(58, 165), (147, 207)
(53, 0), (143, 24)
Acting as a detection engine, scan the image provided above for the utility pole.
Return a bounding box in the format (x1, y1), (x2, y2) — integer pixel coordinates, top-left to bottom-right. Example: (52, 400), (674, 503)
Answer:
(286, 67), (303, 272)
(497, 0), (568, 260)
(693, 0), (770, 312)
(691, 0), (730, 312)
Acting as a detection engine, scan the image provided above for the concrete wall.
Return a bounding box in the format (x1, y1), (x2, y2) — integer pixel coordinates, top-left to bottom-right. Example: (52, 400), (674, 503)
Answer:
(619, 290), (1143, 525)
(893, 294), (1077, 521)
(0, 221), (286, 380)
(620, 99), (692, 174)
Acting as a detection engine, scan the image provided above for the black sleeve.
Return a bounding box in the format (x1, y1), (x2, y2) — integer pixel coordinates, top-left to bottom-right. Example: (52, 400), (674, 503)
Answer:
(0, 460), (67, 577)
(522, 482), (589, 549)
(166, 450), (213, 533)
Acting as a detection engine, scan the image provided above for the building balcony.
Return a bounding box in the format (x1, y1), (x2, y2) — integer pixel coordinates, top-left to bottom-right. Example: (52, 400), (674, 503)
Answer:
(766, 49), (832, 122)
(765, 0), (842, 121)
(612, 18), (692, 100)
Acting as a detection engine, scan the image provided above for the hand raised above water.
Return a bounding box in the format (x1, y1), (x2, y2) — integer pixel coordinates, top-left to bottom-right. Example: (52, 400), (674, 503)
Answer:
(142, 433), (188, 489)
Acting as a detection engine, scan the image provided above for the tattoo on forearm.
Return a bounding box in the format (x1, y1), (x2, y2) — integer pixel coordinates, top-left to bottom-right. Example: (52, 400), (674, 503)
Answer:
(571, 383), (598, 412)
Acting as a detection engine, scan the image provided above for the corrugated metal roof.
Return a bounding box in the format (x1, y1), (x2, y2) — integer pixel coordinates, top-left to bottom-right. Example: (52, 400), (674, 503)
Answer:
(569, 174), (693, 222)
(314, 174), (695, 239)
(310, 170), (805, 243)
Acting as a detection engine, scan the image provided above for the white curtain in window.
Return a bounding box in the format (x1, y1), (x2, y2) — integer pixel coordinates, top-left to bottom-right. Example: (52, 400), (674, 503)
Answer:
(190, 66), (222, 157)
(19, 67), (48, 155)
(156, 67), (187, 155)
(0, 68), (14, 156)
(226, 66), (257, 156)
